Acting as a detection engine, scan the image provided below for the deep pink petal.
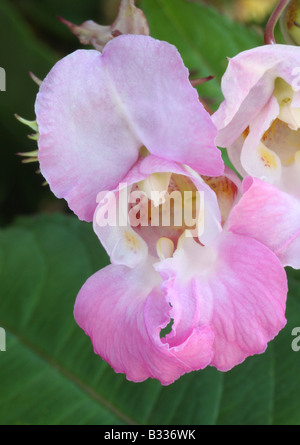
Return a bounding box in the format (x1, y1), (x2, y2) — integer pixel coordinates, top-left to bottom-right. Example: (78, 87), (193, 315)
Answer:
(74, 261), (214, 385)
(36, 35), (223, 221)
(228, 176), (300, 268)
(157, 233), (287, 371)
(209, 233), (287, 370)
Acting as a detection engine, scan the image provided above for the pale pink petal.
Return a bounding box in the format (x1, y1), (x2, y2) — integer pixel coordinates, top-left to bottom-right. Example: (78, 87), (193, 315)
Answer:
(226, 134), (247, 178)
(228, 176), (300, 268)
(226, 95), (300, 197)
(157, 233), (287, 371)
(101, 37), (223, 175)
(94, 185), (150, 268)
(122, 155), (192, 187)
(239, 96), (281, 183)
(74, 261), (214, 384)
(36, 48), (139, 222)
(36, 35), (223, 221)
(213, 44), (300, 148)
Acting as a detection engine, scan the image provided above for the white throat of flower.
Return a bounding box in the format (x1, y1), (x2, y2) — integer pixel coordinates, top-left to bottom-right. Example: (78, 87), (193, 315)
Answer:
(243, 77), (300, 185)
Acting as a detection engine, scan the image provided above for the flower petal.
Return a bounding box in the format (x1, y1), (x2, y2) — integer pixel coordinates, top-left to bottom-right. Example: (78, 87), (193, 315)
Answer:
(157, 233), (287, 371)
(209, 233), (287, 370)
(74, 261), (214, 384)
(202, 166), (242, 227)
(239, 96), (281, 184)
(213, 44), (300, 148)
(228, 176), (300, 268)
(93, 155), (222, 264)
(36, 35), (223, 221)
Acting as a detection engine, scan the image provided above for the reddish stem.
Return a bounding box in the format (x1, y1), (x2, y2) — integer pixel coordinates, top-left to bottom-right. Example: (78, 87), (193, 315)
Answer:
(190, 75), (215, 87)
(264, 0), (290, 44)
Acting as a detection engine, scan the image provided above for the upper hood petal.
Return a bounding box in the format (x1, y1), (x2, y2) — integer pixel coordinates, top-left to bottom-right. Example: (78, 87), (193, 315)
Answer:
(36, 34), (223, 222)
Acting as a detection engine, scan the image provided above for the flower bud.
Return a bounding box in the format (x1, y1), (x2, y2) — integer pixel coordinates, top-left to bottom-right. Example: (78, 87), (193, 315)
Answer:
(280, 0), (300, 45)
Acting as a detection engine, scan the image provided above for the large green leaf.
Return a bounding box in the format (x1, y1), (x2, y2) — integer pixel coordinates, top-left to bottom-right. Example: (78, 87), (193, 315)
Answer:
(10, 0), (103, 48)
(0, 0), (100, 224)
(0, 214), (300, 425)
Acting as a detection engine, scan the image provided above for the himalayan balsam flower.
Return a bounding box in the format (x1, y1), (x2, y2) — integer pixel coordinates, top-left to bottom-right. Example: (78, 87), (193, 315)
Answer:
(35, 34), (223, 222)
(35, 32), (293, 384)
(74, 157), (288, 384)
(213, 44), (300, 268)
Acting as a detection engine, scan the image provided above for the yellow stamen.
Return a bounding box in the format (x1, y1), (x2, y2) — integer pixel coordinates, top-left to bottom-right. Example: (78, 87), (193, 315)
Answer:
(156, 237), (174, 261)
(138, 172), (171, 207)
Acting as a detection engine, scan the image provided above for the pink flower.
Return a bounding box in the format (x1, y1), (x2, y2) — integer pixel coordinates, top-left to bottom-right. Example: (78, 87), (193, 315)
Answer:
(213, 44), (300, 198)
(74, 156), (288, 384)
(35, 34), (223, 222)
(34, 33), (292, 385)
(213, 44), (300, 269)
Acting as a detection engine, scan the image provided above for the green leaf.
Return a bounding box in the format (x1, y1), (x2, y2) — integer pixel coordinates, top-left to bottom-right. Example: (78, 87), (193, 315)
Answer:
(0, 214), (300, 425)
(0, 0), (59, 223)
(10, 0), (102, 46)
(140, 0), (262, 106)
